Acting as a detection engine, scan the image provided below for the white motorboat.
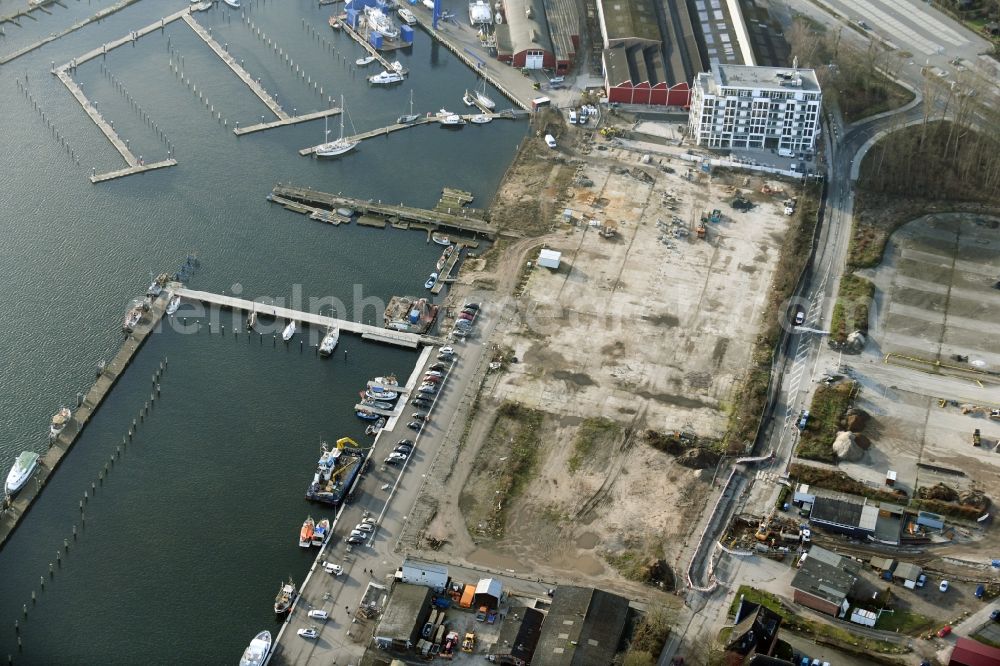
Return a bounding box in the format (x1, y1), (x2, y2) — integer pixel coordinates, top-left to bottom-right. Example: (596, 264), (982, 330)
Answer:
(319, 326), (340, 356)
(462, 91), (476, 107)
(166, 295), (181, 315)
(369, 70), (404, 85)
(432, 232), (451, 246)
(282, 321), (296, 341)
(397, 7), (416, 24)
(239, 631), (272, 666)
(50, 407), (72, 439)
(398, 90), (420, 124)
(390, 60), (404, 73)
(328, 15), (342, 29)
(223, 0), (241, 8)
(425, 272), (438, 289)
(5, 451), (40, 495)
(470, 114), (492, 124)
(364, 5), (399, 39)
(355, 55), (377, 66)
(469, 0), (492, 25)
(297, 627), (319, 640)
(440, 114), (466, 127)
(316, 96), (358, 158)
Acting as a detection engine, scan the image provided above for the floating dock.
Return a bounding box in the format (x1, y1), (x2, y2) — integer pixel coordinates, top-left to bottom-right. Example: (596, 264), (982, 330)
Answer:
(172, 287), (441, 348)
(270, 185), (497, 238)
(0, 296), (168, 550)
(339, 13), (406, 73)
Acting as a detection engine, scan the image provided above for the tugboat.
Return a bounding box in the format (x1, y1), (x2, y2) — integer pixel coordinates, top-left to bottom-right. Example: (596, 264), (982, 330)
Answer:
(299, 516), (315, 548)
(273, 578), (296, 616)
(49, 407), (72, 440)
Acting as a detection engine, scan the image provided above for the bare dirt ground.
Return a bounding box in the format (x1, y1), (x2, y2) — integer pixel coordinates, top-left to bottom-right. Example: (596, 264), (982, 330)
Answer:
(398, 126), (797, 600)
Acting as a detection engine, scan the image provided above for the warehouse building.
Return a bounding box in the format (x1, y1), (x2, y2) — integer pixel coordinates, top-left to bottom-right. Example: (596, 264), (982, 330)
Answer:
(495, 0), (579, 71)
(688, 63), (822, 152)
(790, 546), (859, 618)
(534, 586), (631, 665)
(373, 583), (433, 651)
(806, 489), (878, 540)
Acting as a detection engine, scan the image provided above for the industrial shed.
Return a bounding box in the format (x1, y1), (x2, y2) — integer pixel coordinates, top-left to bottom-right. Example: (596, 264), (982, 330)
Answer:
(534, 586), (630, 665)
(399, 558), (449, 591)
(374, 584), (433, 651)
(474, 577), (503, 609)
(790, 546), (859, 618)
(496, 0), (556, 69)
(494, 605), (545, 663)
(808, 490), (878, 539)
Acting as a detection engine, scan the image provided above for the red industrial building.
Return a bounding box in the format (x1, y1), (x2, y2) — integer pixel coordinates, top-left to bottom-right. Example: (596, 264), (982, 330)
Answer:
(495, 0), (578, 72)
(949, 637), (1000, 666)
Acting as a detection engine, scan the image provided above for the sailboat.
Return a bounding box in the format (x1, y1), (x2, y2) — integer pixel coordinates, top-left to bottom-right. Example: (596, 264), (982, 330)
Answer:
(474, 79), (496, 110)
(315, 97), (357, 158)
(397, 90), (420, 125)
(247, 306), (257, 331)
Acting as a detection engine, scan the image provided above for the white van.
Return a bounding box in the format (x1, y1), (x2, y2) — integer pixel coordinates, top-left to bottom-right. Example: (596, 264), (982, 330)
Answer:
(778, 148), (795, 158)
(544, 134), (557, 148)
(568, 110), (577, 124)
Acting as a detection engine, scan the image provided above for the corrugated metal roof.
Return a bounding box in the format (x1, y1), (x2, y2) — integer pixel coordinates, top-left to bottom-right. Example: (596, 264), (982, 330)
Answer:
(950, 636), (1000, 666)
(502, 0), (553, 56)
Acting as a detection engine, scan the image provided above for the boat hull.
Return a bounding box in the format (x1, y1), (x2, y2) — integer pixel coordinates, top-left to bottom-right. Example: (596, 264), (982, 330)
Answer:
(5, 452), (40, 495)
(239, 631), (272, 666)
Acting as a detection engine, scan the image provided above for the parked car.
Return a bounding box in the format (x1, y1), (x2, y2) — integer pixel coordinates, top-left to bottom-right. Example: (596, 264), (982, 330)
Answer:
(411, 413), (428, 421)
(349, 530), (367, 539)
(461, 308), (478, 316)
(450, 329), (469, 339)
(459, 312), (475, 321)
(424, 370), (444, 377)
(411, 397), (431, 407)
(439, 346), (455, 355)
(354, 523), (374, 533)
(322, 562), (343, 575)
(916, 574), (927, 588)
(794, 309), (806, 326)
(797, 410), (810, 430)
(298, 627), (319, 639)
(428, 363), (446, 371)
(437, 352), (454, 360)
(361, 517), (376, 524)
(422, 375), (441, 383)
(385, 452), (408, 464)
(346, 535), (364, 545)
(418, 385), (437, 394)
(939, 580), (950, 592)
(990, 608), (1000, 621)
(307, 609), (329, 620)
(464, 303), (480, 311)
(455, 318), (473, 328)
(976, 584), (985, 599)
(544, 134), (557, 148)
(395, 444), (412, 455)
(406, 421), (423, 431)
(937, 625), (952, 638)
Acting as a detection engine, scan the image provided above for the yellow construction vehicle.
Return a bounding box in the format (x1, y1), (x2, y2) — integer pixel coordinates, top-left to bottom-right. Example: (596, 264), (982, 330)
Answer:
(462, 632), (476, 652)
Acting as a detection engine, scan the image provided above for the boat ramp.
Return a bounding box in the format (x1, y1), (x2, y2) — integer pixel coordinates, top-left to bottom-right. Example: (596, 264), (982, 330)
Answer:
(270, 184), (497, 239)
(172, 288), (442, 349)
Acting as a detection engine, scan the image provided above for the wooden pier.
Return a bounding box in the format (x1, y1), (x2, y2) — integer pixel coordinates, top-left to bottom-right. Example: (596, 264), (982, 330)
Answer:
(172, 288), (442, 348)
(233, 107), (342, 136)
(0, 296), (168, 550)
(430, 246), (463, 295)
(182, 13), (287, 120)
(298, 109), (518, 155)
(270, 184), (497, 238)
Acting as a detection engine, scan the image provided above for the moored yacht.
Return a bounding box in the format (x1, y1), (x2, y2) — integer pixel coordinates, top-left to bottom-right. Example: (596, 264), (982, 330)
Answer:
(397, 6), (416, 24)
(316, 96), (358, 157)
(281, 320), (296, 341)
(319, 326), (340, 356)
(166, 295), (181, 315)
(369, 70), (404, 85)
(364, 5), (399, 39)
(5, 451), (40, 496)
(50, 407), (72, 440)
(239, 631), (272, 666)
(223, 0), (241, 8)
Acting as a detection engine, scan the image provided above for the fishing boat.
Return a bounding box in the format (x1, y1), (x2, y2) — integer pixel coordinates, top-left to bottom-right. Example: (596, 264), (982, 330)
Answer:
(355, 409), (381, 421)
(312, 518), (330, 547)
(365, 417), (386, 435)
(223, 0), (241, 8)
(355, 55), (377, 66)
(122, 304), (143, 332)
(397, 6), (416, 24)
(374, 374), (399, 387)
(398, 90), (420, 124)
(462, 91), (476, 107)
(328, 15), (342, 29)
(474, 80), (496, 110)
(50, 407), (71, 439)
(319, 326), (340, 356)
(431, 232), (452, 246)
(299, 516), (315, 548)
(469, 0), (492, 25)
(470, 113), (492, 124)
(166, 295), (181, 315)
(425, 272), (438, 289)
(369, 70), (404, 85)
(274, 579), (296, 615)
(5, 451), (40, 496)
(436, 245), (455, 271)
(282, 321), (296, 341)
(364, 5), (399, 39)
(316, 96), (358, 158)
(239, 631), (272, 666)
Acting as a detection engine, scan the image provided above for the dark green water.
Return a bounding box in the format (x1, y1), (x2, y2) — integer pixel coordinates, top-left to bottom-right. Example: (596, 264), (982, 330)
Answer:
(0, 0), (524, 661)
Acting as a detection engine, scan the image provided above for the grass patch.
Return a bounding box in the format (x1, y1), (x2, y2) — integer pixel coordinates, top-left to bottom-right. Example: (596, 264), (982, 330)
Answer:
(568, 417), (621, 472)
(829, 274), (875, 344)
(874, 608), (935, 635)
(723, 185), (820, 453)
(605, 550), (653, 582)
(797, 382), (857, 463)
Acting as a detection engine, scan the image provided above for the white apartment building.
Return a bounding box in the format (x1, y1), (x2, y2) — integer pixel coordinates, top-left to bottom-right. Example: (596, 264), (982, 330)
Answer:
(688, 63), (822, 153)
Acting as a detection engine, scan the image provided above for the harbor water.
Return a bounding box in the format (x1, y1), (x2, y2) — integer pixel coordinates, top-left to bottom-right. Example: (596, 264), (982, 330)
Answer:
(0, 0), (525, 661)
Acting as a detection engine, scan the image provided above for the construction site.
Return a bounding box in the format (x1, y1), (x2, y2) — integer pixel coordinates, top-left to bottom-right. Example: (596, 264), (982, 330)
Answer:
(393, 110), (805, 598)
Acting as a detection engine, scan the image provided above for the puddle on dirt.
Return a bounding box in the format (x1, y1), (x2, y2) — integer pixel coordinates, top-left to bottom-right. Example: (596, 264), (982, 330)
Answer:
(575, 531), (600, 549)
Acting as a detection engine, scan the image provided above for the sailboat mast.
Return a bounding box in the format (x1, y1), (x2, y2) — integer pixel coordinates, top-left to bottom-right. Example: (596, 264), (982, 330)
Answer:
(340, 95), (345, 141)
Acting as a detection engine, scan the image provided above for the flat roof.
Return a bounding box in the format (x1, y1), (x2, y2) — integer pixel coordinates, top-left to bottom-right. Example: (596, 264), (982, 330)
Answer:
(495, 606), (545, 662)
(402, 558), (448, 575)
(791, 546), (859, 605)
(376, 583), (432, 641)
(714, 64), (820, 92)
(894, 562), (922, 581)
(599, 0), (661, 43)
(534, 586), (630, 665)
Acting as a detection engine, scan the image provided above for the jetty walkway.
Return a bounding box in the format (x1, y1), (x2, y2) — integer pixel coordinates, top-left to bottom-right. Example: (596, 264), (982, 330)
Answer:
(271, 185), (497, 238)
(298, 109), (517, 155)
(0, 297), (168, 549)
(339, 17), (398, 75)
(173, 288), (441, 349)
